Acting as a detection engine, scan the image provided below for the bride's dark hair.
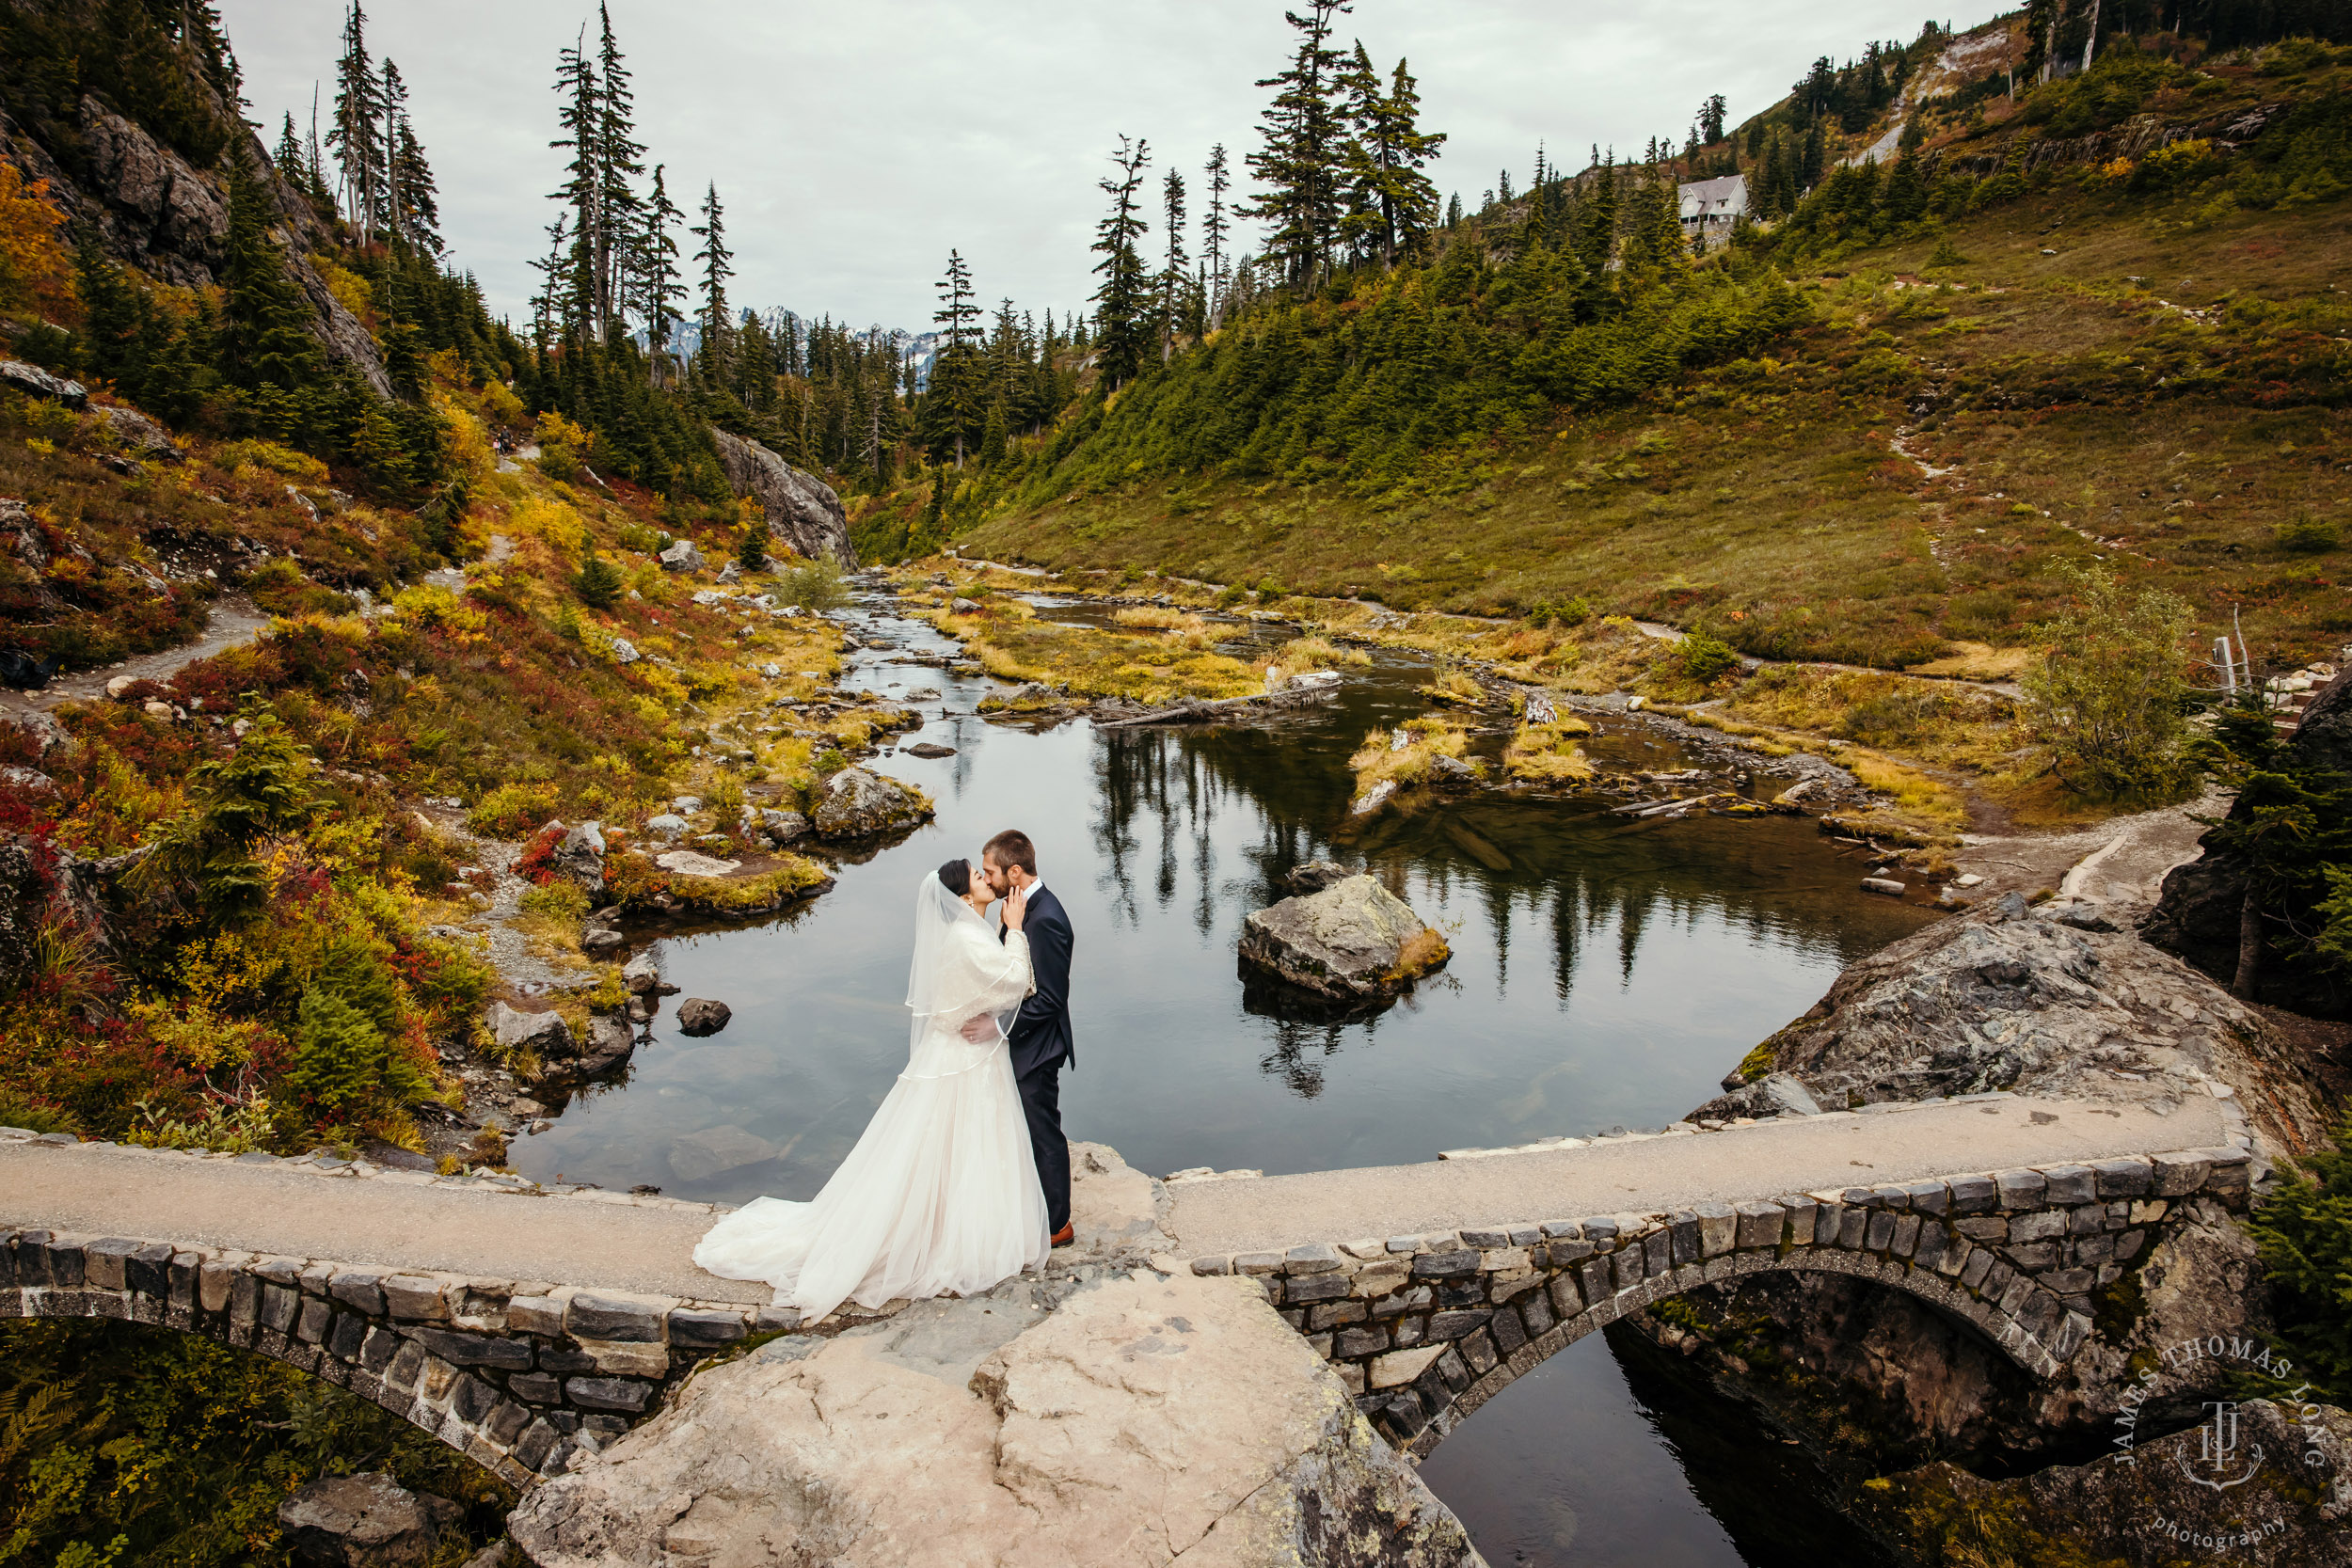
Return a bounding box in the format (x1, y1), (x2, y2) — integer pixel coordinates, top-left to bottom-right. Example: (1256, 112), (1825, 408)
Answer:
(936, 858), (972, 896)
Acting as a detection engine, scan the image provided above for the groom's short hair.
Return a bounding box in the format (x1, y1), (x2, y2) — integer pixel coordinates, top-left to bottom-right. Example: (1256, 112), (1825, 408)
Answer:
(982, 829), (1036, 876)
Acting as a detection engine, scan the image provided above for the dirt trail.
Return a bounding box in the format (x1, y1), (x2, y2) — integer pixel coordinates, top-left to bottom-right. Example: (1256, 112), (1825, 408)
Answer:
(0, 594), (270, 721)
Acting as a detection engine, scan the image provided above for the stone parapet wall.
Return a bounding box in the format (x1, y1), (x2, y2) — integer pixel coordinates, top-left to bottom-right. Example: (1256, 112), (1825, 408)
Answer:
(1185, 1141), (2252, 1460)
(0, 1227), (794, 1487)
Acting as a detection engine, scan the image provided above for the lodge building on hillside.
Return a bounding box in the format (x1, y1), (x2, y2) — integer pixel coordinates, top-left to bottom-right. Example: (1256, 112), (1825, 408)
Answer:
(1677, 173), (1748, 251)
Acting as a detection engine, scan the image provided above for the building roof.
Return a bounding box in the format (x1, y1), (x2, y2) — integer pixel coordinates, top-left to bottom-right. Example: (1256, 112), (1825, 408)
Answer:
(1677, 173), (1749, 221)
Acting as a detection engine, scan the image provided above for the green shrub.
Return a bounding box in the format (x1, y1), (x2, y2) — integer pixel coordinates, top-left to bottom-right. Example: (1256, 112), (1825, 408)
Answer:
(2022, 562), (2193, 800)
(2277, 515), (2341, 554)
(518, 881), (589, 923)
(775, 555), (850, 612)
(575, 551), (625, 608)
(284, 988), (422, 1116)
(2250, 1117), (2352, 1403)
(467, 781), (560, 837)
(134, 711), (319, 923)
(1679, 630), (1741, 684)
(0, 1088), (79, 1135)
(737, 524), (769, 574)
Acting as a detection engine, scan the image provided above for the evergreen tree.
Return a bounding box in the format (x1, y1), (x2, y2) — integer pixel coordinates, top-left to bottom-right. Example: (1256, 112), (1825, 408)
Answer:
(326, 2), (385, 237)
(1157, 168), (1187, 360)
(1699, 93), (1728, 144)
(1341, 49), (1444, 266)
(592, 3), (644, 341)
(385, 81), (440, 255)
(549, 34), (600, 338)
(929, 250), (984, 466)
(637, 164), (685, 386)
(1089, 135), (1152, 388)
(575, 550), (624, 608)
(691, 182), (734, 384)
(1201, 144), (1232, 323)
(272, 113), (310, 192)
(221, 151), (326, 397)
(1242, 0), (1352, 289)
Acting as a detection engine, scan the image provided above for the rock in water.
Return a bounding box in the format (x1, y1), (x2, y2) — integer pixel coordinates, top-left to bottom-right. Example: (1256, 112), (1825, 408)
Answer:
(675, 997), (731, 1036)
(278, 1472), (461, 1568)
(812, 768), (930, 840)
(506, 1271), (1481, 1568)
(1238, 874), (1450, 1000)
(707, 427), (857, 567)
(666, 1123), (776, 1181)
(621, 953), (662, 994)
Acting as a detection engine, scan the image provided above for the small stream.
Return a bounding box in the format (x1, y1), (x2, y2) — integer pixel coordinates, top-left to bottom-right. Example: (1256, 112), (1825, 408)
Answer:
(508, 584), (1933, 1566)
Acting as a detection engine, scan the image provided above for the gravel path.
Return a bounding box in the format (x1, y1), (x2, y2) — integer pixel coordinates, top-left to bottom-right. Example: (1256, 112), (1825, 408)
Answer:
(0, 594), (268, 720)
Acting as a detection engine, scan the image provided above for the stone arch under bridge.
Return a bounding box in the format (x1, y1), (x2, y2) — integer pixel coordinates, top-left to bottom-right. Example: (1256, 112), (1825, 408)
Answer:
(1181, 1144), (2253, 1459)
(0, 1229), (786, 1489)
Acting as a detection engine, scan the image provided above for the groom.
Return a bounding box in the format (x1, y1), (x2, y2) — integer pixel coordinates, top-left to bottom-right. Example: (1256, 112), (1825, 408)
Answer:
(975, 829), (1076, 1247)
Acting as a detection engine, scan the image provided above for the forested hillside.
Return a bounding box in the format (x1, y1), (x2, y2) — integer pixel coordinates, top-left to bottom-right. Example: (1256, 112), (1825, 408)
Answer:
(944, 6), (2352, 674)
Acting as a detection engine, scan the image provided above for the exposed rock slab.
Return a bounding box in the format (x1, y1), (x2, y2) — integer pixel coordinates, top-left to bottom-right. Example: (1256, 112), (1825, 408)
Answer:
(506, 1269), (1482, 1568)
(666, 1124), (775, 1182)
(1238, 873), (1448, 1001)
(1724, 892), (2328, 1159)
(709, 428), (857, 567)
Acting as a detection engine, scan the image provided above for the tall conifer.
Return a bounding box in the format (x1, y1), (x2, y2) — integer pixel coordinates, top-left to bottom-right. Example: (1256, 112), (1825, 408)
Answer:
(691, 183), (734, 383)
(1242, 0), (1352, 289)
(1157, 170), (1188, 360)
(1089, 136), (1152, 388)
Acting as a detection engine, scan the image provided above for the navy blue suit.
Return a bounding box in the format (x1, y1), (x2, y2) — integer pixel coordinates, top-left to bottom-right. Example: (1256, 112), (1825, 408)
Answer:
(1005, 884), (1074, 1232)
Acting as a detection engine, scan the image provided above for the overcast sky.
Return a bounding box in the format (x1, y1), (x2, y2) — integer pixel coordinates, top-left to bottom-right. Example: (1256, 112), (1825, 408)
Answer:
(217, 1), (1988, 333)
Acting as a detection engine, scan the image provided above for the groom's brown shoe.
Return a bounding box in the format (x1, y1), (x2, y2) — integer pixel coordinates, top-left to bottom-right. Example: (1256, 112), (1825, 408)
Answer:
(1049, 1223), (1075, 1248)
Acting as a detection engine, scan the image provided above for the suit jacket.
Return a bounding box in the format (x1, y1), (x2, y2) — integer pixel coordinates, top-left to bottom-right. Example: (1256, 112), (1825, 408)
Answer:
(1003, 885), (1073, 1079)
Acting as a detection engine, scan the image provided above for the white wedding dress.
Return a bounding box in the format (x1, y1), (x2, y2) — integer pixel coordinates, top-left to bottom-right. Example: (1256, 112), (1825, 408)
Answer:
(693, 870), (1051, 1321)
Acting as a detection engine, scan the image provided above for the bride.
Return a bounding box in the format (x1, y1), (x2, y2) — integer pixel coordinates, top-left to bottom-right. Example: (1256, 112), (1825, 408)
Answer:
(693, 859), (1050, 1320)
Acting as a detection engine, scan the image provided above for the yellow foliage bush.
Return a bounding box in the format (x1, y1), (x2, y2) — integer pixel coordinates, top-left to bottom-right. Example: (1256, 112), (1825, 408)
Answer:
(0, 164), (76, 321)
(215, 439), (331, 483)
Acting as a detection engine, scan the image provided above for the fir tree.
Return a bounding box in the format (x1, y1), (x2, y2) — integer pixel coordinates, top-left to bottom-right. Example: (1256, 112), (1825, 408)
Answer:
(930, 250), (984, 466)
(272, 114), (310, 192)
(1242, 0), (1352, 289)
(221, 151), (326, 396)
(1157, 169), (1187, 360)
(1090, 135), (1152, 389)
(1341, 49), (1444, 266)
(549, 33), (601, 338)
(1201, 144), (1232, 323)
(592, 3), (644, 340)
(1699, 93), (1728, 143)
(637, 164), (686, 385)
(691, 182), (734, 383)
(386, 82), (440, 254)
(326, 1), (385, 237)
(575, 550), (624, 608)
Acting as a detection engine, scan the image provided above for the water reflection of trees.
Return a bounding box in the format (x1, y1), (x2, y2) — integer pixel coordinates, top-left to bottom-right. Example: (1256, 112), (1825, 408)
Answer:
(1091, 722), (1907, 1101)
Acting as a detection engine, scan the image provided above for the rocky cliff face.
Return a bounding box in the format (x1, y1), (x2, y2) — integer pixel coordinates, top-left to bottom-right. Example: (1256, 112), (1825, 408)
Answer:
(2145, 669), (2352, 1020)
(708, 429), (856, 567)
(0, 25), (391, 397)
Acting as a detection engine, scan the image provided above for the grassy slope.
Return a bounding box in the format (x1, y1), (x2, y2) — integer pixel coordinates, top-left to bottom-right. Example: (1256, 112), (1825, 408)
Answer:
(959, 82), (2351, 676)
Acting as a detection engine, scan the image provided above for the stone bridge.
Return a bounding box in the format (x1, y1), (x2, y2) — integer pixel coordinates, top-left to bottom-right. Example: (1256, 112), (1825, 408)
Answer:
(0, 1085), (2249, 1496)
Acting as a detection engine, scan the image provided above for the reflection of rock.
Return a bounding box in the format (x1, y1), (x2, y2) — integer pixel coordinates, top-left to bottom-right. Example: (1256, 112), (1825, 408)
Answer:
(278, 1471), (461, 1568)
(508, 1269), (1478, 1568)
(1238, 874), (1449, 1001)
(676, 997), (732, 1036)
(1284, 860), (1352, 895)
(1240, 964), (1398, 1026)
(812, 767), (931, 841)
(666, 1124), (778, 1182)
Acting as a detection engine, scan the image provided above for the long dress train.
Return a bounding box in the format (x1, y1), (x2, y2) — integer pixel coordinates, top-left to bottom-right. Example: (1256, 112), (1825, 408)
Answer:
(693, 875), (1050, 1321)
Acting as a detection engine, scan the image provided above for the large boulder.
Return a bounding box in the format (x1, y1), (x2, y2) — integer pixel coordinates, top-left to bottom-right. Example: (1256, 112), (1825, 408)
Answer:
(1238, 874), (1450, 1001)
(657, 538), (706, 574)
(485, 1002), (575, 1061)
(2144, 668), (2352, 1017)
(812, 768), (930, 841)
(93, 403), (183, 463)
(277, 1472), (462, 1568)
(550, 821), (606, 894)
(0, 359), (86, 408)
(708, 428), (856, 568)
(1725, 891), (2330, 1156)
(507, 1270), (1480, 1568)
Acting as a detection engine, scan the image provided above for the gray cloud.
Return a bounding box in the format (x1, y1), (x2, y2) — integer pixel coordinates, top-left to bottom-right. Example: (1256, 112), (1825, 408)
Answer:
(217, 1), (1982, 331)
